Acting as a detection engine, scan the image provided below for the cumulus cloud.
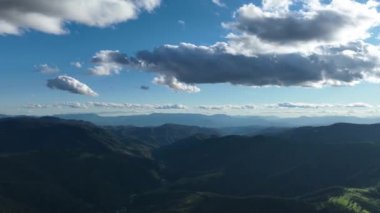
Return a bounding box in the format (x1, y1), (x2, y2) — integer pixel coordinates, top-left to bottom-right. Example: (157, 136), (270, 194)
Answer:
(89, 0), (380, 91)
(0, 0), (161, 35)
(89, 41), (380, 89)
(47, 75), (98, 96)
(137, 42), (380, 87)
(153, 75), (200, 93)
(35, 64), (59, 74)
(225, 0), (380, 48)
(89, 50), (131, 76)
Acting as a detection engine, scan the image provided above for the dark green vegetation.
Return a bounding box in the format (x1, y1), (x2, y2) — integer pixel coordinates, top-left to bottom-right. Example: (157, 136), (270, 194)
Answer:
(2, 117), (380, 212)
(0, 117), (160, 213)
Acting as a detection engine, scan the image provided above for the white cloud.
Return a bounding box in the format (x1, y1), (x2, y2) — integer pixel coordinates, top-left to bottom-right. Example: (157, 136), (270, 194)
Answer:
(272, 102), (374, 109)
(71, 61), (83, 69)
(223, 0), (380, 54)
(47, 75), (98, 97)
(35, 64), (59, 74)
(199, 104), (256, 110)
(178, 20), (185, 26)
(153, 75), (201, 93)
(89, 50), (129, 76)
(88, 0), (380, 92)
(0, 0), (161, 35)
(25, 102), (188, 110)
(212, 0), (226, 7)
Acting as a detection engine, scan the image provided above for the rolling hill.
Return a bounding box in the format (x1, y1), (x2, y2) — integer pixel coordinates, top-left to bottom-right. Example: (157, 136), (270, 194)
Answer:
(3, 117), (380, 212)
(0, 117), (161, 213)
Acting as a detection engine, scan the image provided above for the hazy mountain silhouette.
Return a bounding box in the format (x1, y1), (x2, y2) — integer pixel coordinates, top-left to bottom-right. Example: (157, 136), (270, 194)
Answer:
(106, 124), (219, 147)
(276, 123), (380, 144)
(56, 113), (380, 128)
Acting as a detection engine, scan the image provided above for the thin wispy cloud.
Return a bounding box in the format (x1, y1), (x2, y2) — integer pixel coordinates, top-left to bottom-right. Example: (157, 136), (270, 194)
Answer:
(178, 20), (186, 26)
(35, 64), (59, 74)
(71, 62), (83, 69)
(25, 102), (188, 110)
(212, 0), (226, 7)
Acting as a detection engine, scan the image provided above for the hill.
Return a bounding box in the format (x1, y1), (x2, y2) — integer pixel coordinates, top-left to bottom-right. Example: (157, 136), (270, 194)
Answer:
(156, 135), (380, 197)
(4, 118), (380, 212)
(0, 117), (161, 213)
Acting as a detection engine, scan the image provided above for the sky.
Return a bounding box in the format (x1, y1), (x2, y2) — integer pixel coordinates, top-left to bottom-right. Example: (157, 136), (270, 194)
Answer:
(1, 0), (380, 117)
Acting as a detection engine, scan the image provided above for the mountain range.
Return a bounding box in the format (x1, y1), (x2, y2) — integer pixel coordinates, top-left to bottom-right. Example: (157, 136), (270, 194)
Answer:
(55, 113), (380, 128)
(2, 116), (380, 212)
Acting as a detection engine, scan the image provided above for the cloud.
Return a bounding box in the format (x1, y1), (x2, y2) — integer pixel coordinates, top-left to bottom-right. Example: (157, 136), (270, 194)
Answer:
(24, 102), (89, 109)
(138, 42), (380, 87)
(89, 41), (380, 89)
(153, 75), (200, 93)
(47, 75), (98, 96)
(212, 0), (226, 7)
(272, 102), (374, 109)
(35, 64), (59, 74)
(140, 85), (150, 90)
(25, 102), (188, 111)
(0, 0), (161, 35)
(178, 20), (185, 26)
(89, 0), (380, 91)
(89, 102), (188, 110)
(224, 0), (380, 48)
(89, 50), (132, 76)
(199, 104), (256, 110)
(71, 61), (82, 68)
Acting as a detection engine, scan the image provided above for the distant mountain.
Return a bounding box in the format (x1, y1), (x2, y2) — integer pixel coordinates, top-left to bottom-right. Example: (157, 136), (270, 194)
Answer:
(0, 117), (161, 213)
(276, 123), (380, 144)
(56, 113), (380, 128)
(56, 113), (283, 127)
(106, 123), (219, 147)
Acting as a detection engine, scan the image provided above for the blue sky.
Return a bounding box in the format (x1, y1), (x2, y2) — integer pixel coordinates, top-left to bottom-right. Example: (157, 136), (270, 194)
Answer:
(1, 0), (380, 116)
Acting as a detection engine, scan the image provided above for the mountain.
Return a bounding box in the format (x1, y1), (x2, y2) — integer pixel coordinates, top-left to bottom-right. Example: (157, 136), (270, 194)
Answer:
(155, 135), (380, 198)
(4, 117), (380, 212)
(56, 113), (380, 128)
(56, 113), (280, 127)
(0, 117), (161, 213)
(106, 123), (219, 147)
(276, 123), (380, 144)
